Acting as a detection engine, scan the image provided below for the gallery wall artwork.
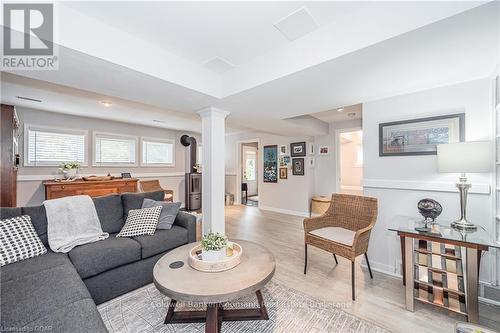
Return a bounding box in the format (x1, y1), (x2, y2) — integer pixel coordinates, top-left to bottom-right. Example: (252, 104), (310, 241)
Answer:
(290, 142), (306, 157)
(263, 145), (278, 183)
(279, 167), (288, 179)
(379, 113), (465, 156)
(292, 158), (305, 175)
(280, 145), (287, 155)
(318, 146), (329, 155)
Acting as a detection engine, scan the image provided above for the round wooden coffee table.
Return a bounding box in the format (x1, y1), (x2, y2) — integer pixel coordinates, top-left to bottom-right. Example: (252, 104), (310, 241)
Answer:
(153, 239), (275, 333)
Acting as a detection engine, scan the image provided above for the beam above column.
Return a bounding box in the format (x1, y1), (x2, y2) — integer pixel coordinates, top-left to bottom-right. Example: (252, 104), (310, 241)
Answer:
(197, 107), (230, 236)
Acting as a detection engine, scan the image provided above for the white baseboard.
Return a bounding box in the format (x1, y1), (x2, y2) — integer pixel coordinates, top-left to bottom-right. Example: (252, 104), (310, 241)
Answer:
(259, 205), (310, 218)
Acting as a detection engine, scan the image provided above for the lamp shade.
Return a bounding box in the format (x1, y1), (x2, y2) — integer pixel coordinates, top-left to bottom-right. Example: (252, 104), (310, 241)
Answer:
(437, 141), (492, 173)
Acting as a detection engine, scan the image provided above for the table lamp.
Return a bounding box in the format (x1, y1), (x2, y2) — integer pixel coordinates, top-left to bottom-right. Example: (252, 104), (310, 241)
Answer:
(437, 141), (492, 230)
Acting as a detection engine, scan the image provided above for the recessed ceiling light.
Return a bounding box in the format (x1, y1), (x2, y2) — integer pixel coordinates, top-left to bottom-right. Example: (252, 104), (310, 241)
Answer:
(100, 100), (112, 107)
(337, 108), (344, 112)
(16, 96), (42, 103)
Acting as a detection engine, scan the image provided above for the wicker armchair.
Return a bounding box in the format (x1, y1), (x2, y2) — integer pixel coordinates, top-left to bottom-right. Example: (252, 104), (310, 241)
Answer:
(303, 193), (378, 300)
(139, 180), (173, 202)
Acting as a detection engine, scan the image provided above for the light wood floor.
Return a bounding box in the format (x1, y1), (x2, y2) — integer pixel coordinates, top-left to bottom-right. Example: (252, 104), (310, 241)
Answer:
(224, 205), (500, 333)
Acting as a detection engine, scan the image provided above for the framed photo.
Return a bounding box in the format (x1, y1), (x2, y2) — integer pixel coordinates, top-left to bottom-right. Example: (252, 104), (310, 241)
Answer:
(318, 146), (329, 155)
(292, 158), (304, 175)
(263, 145), (278, 183)
(279, 167), (288, 179)
(379, 113), (465, 156)
(121, 172), (132, 178)
(280, 145), (287, 155)
(290, 142), (306, 157)
(308, 143), (314, 155)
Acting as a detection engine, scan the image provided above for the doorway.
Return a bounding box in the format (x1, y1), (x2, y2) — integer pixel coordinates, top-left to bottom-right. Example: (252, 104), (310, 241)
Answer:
(338, 129), (363, 195)
(241, 142), (258, 206)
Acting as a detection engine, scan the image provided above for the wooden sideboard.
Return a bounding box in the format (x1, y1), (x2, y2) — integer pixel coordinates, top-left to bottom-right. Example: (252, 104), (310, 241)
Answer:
(43, 178), (138, 200)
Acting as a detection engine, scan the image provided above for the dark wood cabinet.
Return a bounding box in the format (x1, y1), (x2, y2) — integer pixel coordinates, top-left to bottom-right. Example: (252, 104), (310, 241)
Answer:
(1, 104), (19, 207)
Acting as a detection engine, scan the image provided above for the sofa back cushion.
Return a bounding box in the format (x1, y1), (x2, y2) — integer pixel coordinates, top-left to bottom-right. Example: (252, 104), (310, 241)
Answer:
(121, 191), (164, 219)
(92, 194), (124, 234)
(1, 206), (49, 246)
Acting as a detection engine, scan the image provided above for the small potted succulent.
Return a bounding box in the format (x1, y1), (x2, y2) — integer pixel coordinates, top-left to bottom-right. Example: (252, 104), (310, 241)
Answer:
(201, 232), (228, 262)
(59, 162), (80, 179)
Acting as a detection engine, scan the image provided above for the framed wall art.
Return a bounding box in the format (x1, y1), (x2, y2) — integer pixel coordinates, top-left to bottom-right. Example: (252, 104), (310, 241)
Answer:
(280, 145), (287, 155)
(379, 113), (465, 156)
(263, 145), (278, 183)
(308, 143), (314, 155)
(292, 158), (304, 175)
(318, 146), (329, 155)
(279, 167), (288, 179)
(290, 142), (306, 157)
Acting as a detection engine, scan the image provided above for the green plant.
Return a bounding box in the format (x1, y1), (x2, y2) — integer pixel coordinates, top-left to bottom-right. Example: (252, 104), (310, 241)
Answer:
(59, 162), (80, 170)
(201, 232), (227, 251)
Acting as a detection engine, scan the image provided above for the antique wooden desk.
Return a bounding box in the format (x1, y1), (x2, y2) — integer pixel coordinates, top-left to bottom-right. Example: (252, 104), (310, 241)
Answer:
(389, 216), (499, 324)
(43, 178), (138, 200)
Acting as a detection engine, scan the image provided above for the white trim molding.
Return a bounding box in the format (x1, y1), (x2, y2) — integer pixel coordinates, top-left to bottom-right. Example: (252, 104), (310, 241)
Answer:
(17, 172), (185, 182)
(364, 178), (491, 195)
(259, 205), (309, 218)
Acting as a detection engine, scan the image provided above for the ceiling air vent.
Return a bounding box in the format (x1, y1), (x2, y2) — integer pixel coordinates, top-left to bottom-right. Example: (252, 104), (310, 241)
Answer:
(16, 96), (42, 102)
(274, 7), (318, 41)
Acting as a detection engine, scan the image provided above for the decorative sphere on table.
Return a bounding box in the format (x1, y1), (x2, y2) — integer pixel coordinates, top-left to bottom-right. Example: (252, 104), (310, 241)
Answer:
(417, 199), (442, 222)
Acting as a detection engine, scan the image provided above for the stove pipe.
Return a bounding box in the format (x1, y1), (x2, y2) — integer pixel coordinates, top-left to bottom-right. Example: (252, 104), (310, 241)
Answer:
(180, 135), (197, 173)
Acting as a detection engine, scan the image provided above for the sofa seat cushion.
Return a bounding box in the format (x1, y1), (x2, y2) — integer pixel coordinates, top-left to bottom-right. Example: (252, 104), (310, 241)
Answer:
(0, 254), (98, 329)
(0, 250), (69, 283)
(69, 235), (141, 279)
(133, 226), (188, 258)
(24, 298), (107, 332)
(309, 227), (356, 246)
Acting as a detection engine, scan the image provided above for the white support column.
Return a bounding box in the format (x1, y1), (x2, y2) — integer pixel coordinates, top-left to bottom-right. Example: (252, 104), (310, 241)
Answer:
(197, 107), (230, 236)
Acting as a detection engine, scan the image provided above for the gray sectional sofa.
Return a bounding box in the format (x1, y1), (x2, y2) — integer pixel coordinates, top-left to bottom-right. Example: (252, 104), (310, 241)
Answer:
(0, 191), (196, 332)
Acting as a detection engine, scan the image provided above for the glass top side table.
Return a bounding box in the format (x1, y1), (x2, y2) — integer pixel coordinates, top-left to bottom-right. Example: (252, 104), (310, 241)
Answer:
(388, 216), (499, 324)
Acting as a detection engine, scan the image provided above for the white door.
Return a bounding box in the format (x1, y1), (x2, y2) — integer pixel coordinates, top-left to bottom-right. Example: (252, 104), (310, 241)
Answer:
(242, 145), (258, 196)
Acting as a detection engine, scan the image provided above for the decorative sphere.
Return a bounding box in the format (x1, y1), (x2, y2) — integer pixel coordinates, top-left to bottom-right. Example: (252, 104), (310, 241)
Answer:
(417, 199), (442, 221)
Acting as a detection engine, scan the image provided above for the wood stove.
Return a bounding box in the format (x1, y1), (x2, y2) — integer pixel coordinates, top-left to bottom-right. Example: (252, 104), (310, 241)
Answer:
(181, 135), (201, 211)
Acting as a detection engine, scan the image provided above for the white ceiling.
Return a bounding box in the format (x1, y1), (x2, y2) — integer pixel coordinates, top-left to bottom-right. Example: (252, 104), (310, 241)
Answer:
(63, 1), (366, 67)
(310, 104), (363, 123)
(2, 1), (498, 136)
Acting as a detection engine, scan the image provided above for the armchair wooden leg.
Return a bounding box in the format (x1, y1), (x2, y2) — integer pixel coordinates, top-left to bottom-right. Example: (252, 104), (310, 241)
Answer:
(364, 253), (373, 279)
(304, 244), (308, 275)
(352, 260), (355, 301)
(333, 254), (338, 265)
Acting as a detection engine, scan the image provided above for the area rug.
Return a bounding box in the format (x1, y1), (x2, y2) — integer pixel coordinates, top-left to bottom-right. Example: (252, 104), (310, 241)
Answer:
(98, 280), (390, 333)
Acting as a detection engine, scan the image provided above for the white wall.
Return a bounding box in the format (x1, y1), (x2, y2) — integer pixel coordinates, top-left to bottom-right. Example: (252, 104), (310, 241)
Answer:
(362, 78), (494, 286)
(16, 107), (200, 206)
(225, 132), (314, 216)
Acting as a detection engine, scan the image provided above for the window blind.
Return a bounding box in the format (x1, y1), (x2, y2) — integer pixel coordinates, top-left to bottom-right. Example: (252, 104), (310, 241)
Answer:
(142, 139), (173, 165)
(95, 134), (137, 165)
(26, 127), (86, 166)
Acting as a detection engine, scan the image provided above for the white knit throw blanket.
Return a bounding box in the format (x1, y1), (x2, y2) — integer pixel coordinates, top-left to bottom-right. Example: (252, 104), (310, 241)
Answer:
(44, 195), (109, 253)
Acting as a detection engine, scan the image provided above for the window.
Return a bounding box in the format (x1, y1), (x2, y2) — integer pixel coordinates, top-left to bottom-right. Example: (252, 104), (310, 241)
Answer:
(94, 132), (137, 166)
(244, 151), (256, 181)
(24, 125), (87, 166)
(141, 138), (174, 166)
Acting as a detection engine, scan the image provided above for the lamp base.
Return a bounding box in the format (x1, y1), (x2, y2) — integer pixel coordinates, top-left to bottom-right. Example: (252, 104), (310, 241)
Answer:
(451, 219), (477, 231)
